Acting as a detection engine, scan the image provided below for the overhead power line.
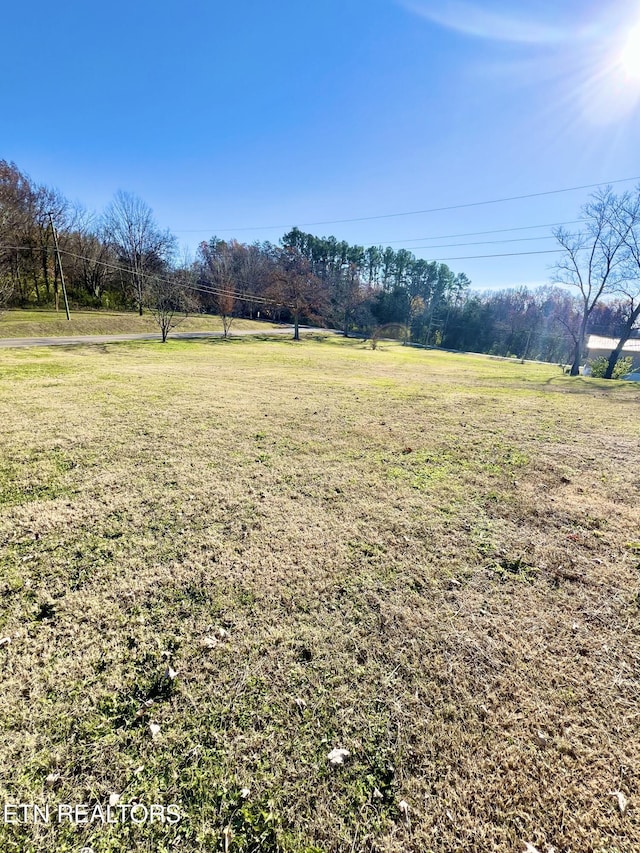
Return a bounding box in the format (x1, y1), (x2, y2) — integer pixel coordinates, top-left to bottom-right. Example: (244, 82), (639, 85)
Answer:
(64, 244), (573, 265)
(178, 216), (585, 248)
(383, 218), (586, 244)
(0, 242), (586, 272)
(404, 234), (557, 251)
(172, 175), (640, 232)
(429, 249), (563, 262)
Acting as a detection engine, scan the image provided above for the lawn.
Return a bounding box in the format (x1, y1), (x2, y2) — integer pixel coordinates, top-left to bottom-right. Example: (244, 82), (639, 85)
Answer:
(0, 309), (277, 339)
(0, 336), (639, 853)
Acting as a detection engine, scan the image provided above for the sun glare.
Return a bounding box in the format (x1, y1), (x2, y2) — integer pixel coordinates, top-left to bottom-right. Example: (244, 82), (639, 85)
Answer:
(581, 15), (640, 124)
(620, 24), (640, 79)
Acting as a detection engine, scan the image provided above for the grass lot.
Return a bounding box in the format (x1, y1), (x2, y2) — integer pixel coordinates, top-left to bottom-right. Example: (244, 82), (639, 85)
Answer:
(0, 336), (639, 853)
(0, 309), (276, 339)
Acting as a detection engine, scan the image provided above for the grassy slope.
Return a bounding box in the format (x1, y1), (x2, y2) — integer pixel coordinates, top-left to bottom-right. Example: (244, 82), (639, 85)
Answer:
(0, 309), (276, 338)
(0, 336), (639, 853)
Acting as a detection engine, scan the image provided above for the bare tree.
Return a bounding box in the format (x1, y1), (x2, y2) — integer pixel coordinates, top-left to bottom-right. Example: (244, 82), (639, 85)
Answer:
(103, 191), (175, 315)
(331, 261), (367, 337)
(0, 164), (22, 309)
(237, 242), (271, 319)
(0, 161), (43, 304)
(197, 240), (236, 338)
(603, 187), (640, 378)
(552, 188), (631, 375)
(146, 270), (197, 343)
(0, 274), (13, 317)
(218, 290), (235, 338)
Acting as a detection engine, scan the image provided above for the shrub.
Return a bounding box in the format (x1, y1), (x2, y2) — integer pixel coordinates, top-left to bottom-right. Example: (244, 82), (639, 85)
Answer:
(589, 355), (633, 379)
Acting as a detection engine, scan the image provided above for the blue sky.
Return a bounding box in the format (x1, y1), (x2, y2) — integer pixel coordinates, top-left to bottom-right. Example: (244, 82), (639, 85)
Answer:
(2, 0), (640, 290)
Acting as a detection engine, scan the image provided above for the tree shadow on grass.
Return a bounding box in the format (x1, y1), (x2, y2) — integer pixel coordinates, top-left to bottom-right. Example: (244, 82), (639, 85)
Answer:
(542, 376), (638, 395)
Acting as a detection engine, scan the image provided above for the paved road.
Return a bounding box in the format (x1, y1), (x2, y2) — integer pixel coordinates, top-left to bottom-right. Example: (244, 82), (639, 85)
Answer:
(0, 326), (332, 349)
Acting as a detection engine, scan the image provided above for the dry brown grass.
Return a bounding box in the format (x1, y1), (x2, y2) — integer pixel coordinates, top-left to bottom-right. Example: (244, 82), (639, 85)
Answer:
(0, 308), (276, 339)
(0, 336), (639, 853)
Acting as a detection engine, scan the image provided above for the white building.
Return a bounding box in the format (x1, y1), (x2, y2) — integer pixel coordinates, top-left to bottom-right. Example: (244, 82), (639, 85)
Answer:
(586, 335), (640, 370)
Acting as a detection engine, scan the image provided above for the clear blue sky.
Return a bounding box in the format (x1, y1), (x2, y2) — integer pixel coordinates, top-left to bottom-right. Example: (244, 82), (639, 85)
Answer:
(2, 0), (640, 290)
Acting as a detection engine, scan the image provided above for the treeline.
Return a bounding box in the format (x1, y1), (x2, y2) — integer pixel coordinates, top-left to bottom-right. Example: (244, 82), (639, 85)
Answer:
(0, 161), (176, 313)
(0, 158), (471, 337)
(437, 287), (633, 362)
(1, 159), (638, 365)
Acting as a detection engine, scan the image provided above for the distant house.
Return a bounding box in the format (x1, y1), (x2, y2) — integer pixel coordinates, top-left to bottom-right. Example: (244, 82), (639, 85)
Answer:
(586, 335), (640, 369)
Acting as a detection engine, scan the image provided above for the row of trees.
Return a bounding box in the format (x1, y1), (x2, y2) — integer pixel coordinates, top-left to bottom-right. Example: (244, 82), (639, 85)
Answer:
(1, 159), (639, 373)
(0, 159), (471, 342)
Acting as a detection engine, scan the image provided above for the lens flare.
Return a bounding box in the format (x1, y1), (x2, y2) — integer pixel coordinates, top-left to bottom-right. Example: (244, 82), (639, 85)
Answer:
(620, 24), (640, 79)
(401, 1), (640, 124)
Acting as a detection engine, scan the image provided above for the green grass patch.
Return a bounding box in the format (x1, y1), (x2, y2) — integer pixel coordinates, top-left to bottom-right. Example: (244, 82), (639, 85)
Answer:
(0, 308), (279, 339)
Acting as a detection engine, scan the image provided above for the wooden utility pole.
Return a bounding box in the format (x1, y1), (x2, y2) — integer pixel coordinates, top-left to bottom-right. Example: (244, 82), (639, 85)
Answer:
(47, 212), (70, 320)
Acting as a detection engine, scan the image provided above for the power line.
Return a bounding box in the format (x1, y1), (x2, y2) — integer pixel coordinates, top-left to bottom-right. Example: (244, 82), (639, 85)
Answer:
(403, 234), (557, 251)
(0, 210), (608, 263)
(172, 175), (640, 232)
(430, 249), (563, 261)
(0, 242), (585, 271)
(382, 218), (586, 244)
(175, 221), (573, 251)
(171, 215), (586, 246)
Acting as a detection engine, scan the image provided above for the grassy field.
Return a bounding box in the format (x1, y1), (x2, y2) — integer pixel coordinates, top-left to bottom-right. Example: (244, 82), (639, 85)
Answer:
(0, 335), (639, 853)
(0, 309), (276, 339)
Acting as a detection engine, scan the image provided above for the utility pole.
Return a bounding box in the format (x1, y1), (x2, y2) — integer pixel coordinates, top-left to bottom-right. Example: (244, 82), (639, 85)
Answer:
(47, 212), (70, 320)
